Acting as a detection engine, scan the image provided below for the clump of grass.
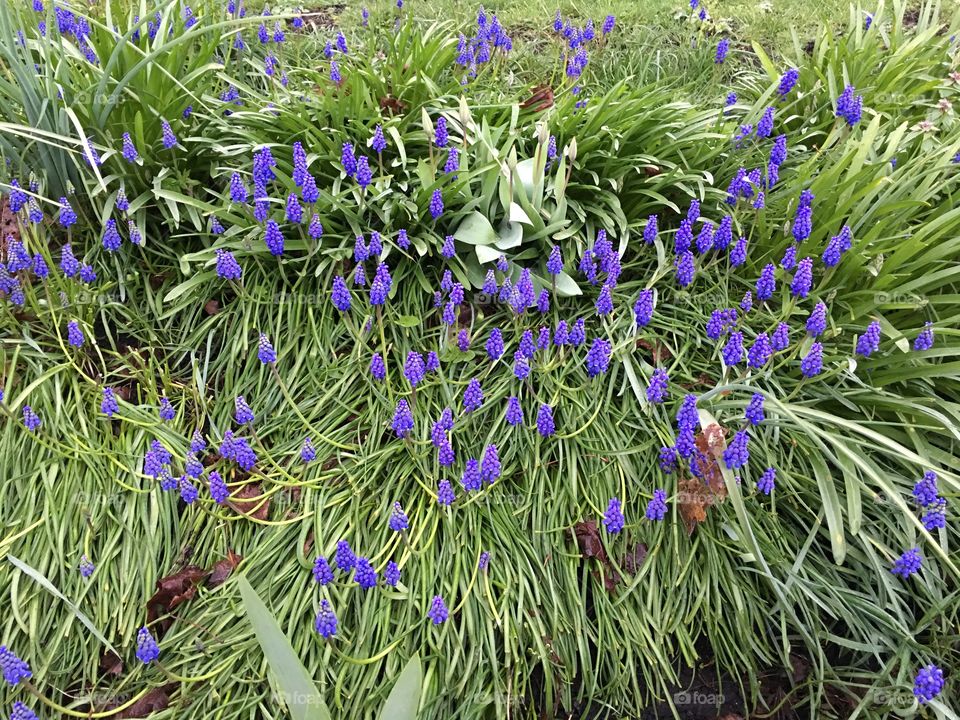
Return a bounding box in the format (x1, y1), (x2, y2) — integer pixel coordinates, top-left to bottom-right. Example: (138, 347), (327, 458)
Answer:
(0, 1), (958, 718)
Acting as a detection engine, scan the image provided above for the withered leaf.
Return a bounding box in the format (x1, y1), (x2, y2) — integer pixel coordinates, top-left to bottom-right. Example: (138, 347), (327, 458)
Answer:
(99, 649), (123, 676)
(204, 299), (220, 315)
(207, 550), (242, 588)
(146, 565), (207, 626)
(520, 84), (554, 112)
(114, 686), (174, 718)
(228, 482), (270, 520)
(621, 543), (647, 575)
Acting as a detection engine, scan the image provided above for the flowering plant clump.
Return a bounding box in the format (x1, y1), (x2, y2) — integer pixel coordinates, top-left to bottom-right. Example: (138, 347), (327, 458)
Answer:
(0, 2), (956, 719)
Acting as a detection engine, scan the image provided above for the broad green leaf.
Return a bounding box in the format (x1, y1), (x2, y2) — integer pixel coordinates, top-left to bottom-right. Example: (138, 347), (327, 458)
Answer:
(377, 653), (422, 720)
(454, 211), (498, 246)
(238, 576), (329, 720)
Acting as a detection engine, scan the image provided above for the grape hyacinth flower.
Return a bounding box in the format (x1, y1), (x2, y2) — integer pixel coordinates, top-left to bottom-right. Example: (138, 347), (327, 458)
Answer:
(67, 320), (85, 347)
(723, 430), (750, 470)
(312, 556), (334, 585)
(315, 600), (338, 638)
(913, 665), (945, 703)
(371, 124), (387, 154)
(434, 116), (449, 147)
(585, 337), (611, 377)
(856, 321), (881, 357)
(331, 276), (351, 312)
(79, 555), (95, 578)
(216, 249), (242, 281)
(404, 352), (426, 387)
(535, 403), (557, 438)
(645, 489), (668, 521)
(836, 85), (863, 126)
(388, 502), (409, 532)
(58, 196), (78, 227)
(757, 467), (776, 495)
(777, 68), (799, 98)
(745, 393), (765, 425)
(384, 561), (401, 587)
(486, 328), (504, 360)
(715, 38), (728, 63)
(480, 444), (501, 484)
(10, 702), (38, 720)
(505, 396), (524, 425)
(264, 220), (285, 256)
(722, 331), (744, 366)
(748, 333), (772, 369)
(426, 351), (440, 373)
(299, 437), (316, 463)
(755, 264), (776, 302)
(427, 595), (448, 624)
(757, 106), (775, 137)
(595, 284), (614, 315)
(513, 352), (530, 380)
(210, 470), (230, 505)
(463, 378), (484, 413)
(800, 342), (823, 377)
(441, 234), (456, 258)
(914, 322), (934, 351)
(101, 218), (122, 251)
(444, 147), (459, 177)
(461, 458), (482, 491)
(356, 156), (372, 189)
(634, 289), (654, 327)
(122, 132), (139, 162)
(675, 251), (695, 287)
(135, 627), (160, 664)
(330, 60), (341, 84)
(160, 119), (177, 149)
(257, 333), (276, 364)
(0, 646), (31, 685)
(545, 245), (564, 276)
(729, 237), (748, 268)
(429, 189), (444, 219)
(392, 398), (414, 437)
(806, 302), (828, 337)
(437, 479), (455, 506)
(101, 387), (119, 417)
(604, 497), (624, 533)
(335, 540), (356, 572)
(22, 406), (41, 432)
(790, 257), (813, 298)
(369, 353), (386, 381)
(913, 471), (939, 507)
(646, 368), (669, 404)
(891, 548), (922, 578)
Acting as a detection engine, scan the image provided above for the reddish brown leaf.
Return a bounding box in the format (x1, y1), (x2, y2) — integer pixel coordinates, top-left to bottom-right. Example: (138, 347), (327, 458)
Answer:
(678, 478), (709, 534)
(204, 299), (220, 315)
(379, 95), (407, 116)
(573, 520), (605, 559)
(99, 650), (123, 676)
(207, 550), (242, 588)
(1, 197), (20, 246)
(228, 482), (270, 520)
(621, 543), (647, 575)
(635, 338), (673, 364)
(643, 166), (661, 177)
(520, 84), (554, 112)
(572, 520), (621, 592)
(146, 565), (208, 626)
(114, 686), (173, 718)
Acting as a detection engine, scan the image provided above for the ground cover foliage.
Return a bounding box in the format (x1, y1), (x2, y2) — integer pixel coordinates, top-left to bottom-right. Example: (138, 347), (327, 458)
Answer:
(0, 0), (958, 717)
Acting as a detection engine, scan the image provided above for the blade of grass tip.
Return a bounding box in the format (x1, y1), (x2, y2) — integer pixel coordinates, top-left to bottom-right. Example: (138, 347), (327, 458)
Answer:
(377, 652), (422, 720)
(237, 575), (330, 720)
(7, 553), (118, 655)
